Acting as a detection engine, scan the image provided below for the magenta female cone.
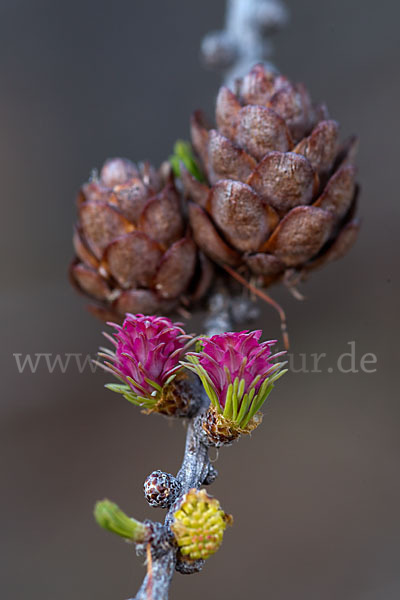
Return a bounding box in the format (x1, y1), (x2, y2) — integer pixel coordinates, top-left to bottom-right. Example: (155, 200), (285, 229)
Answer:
(183, 330), (287, 445)
(99, 313), (196, 416)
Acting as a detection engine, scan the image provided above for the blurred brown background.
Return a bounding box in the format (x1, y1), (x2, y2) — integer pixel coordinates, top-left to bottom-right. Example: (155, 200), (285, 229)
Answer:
(1, 0), (399, 598)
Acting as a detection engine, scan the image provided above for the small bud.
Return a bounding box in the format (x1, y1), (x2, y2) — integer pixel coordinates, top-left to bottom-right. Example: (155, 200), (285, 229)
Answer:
(171, 489), (232, 561)
(175, 557), (205, 574)
(94, 499), (147, 542)
(144, 471), (182, 509)
(203, 464), (218, 486)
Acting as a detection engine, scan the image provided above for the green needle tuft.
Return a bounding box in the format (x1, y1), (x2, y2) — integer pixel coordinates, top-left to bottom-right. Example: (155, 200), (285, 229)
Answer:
(170, 140), (206, 182)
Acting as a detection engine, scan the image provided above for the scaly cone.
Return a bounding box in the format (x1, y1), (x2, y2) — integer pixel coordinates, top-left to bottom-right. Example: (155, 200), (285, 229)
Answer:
(70, 158), (213, 321)
(182, 63), (360, 294)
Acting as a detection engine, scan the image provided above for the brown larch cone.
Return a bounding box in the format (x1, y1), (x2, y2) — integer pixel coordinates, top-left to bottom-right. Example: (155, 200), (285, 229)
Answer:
(182, 64), (360, 293)
(70, 158), (213, 321)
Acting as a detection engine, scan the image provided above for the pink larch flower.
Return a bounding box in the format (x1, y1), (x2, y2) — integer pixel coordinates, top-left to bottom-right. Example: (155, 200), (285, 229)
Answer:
(184, 330), (286, 429)
(100, 314), (193, 409)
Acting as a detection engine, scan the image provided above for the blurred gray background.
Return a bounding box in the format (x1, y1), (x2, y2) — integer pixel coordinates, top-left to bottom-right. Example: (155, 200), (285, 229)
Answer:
(1, 0), (399, 598)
